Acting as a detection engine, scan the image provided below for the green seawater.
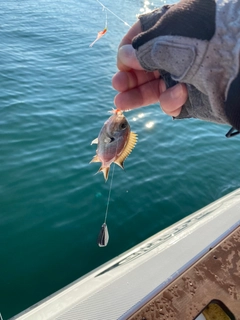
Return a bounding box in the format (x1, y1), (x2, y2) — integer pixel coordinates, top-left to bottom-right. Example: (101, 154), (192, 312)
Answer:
(0, 0), (239, 318)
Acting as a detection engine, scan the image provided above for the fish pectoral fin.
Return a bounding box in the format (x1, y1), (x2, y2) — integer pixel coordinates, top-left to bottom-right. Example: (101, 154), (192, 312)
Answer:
(114, 132), (137, 169)
(90, 155), (100, 163)
(91, 138), (98, 145)
(98, 166), (110, 182)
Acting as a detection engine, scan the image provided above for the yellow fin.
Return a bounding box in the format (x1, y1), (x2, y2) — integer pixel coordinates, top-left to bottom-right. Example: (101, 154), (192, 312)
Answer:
(90, 155), (100, 163)
(114, 132), (137, 169)
(98, 166), (110, 182)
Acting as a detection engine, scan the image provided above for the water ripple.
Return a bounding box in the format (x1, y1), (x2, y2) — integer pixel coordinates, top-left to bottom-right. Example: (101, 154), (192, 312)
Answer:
(1, 0), (240, 318)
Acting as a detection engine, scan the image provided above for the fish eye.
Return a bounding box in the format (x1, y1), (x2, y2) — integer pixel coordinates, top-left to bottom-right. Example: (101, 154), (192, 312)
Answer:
(119, 122), (127, 130)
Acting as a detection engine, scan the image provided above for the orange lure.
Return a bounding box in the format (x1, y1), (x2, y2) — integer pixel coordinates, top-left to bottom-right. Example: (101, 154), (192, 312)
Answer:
(89, 27), (107, 47)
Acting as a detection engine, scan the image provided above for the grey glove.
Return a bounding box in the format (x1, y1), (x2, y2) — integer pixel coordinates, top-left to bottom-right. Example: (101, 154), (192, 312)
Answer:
(132, 0), (240, 136)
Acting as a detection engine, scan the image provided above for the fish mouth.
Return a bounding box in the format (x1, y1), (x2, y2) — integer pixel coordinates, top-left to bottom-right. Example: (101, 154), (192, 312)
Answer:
(109, 109), (123, 116)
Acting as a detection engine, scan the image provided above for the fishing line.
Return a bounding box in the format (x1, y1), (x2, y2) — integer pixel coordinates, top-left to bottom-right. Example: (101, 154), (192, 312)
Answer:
(101, 4), (108, 29)
(97, 165), (115, 247)
(104, 163), (115, 224)
(95, 3), (157, 247)
(98, 135), (119, 247)
(90, 0), (130, 46)
(105, 6), (108, 29)
(96, 0), (131, 28)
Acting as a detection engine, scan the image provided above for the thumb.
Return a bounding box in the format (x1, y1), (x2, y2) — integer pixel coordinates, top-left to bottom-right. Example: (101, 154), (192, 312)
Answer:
(117, 45), (143, 71)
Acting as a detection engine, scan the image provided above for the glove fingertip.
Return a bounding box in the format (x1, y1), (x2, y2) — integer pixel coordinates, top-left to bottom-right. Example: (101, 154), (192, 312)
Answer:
(224, 71), (240, 132)
(132, 5), (173, 50)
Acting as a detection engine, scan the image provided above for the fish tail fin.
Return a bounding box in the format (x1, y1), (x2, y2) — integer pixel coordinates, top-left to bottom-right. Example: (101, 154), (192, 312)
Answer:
(98, 166), (110, 182)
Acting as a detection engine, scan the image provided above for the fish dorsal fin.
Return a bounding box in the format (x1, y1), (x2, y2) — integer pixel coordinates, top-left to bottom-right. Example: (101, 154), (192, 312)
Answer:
(114, 132), (137, 169)
(90, 155), (100, 163)
(91, 138), (98, 145)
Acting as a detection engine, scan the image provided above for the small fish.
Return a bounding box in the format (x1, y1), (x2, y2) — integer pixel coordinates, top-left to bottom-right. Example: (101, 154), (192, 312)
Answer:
(90, 109), (137, 181)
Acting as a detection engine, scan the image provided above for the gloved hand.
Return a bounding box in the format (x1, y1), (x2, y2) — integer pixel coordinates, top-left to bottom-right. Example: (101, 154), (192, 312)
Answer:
(132, 0), (240, 135)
